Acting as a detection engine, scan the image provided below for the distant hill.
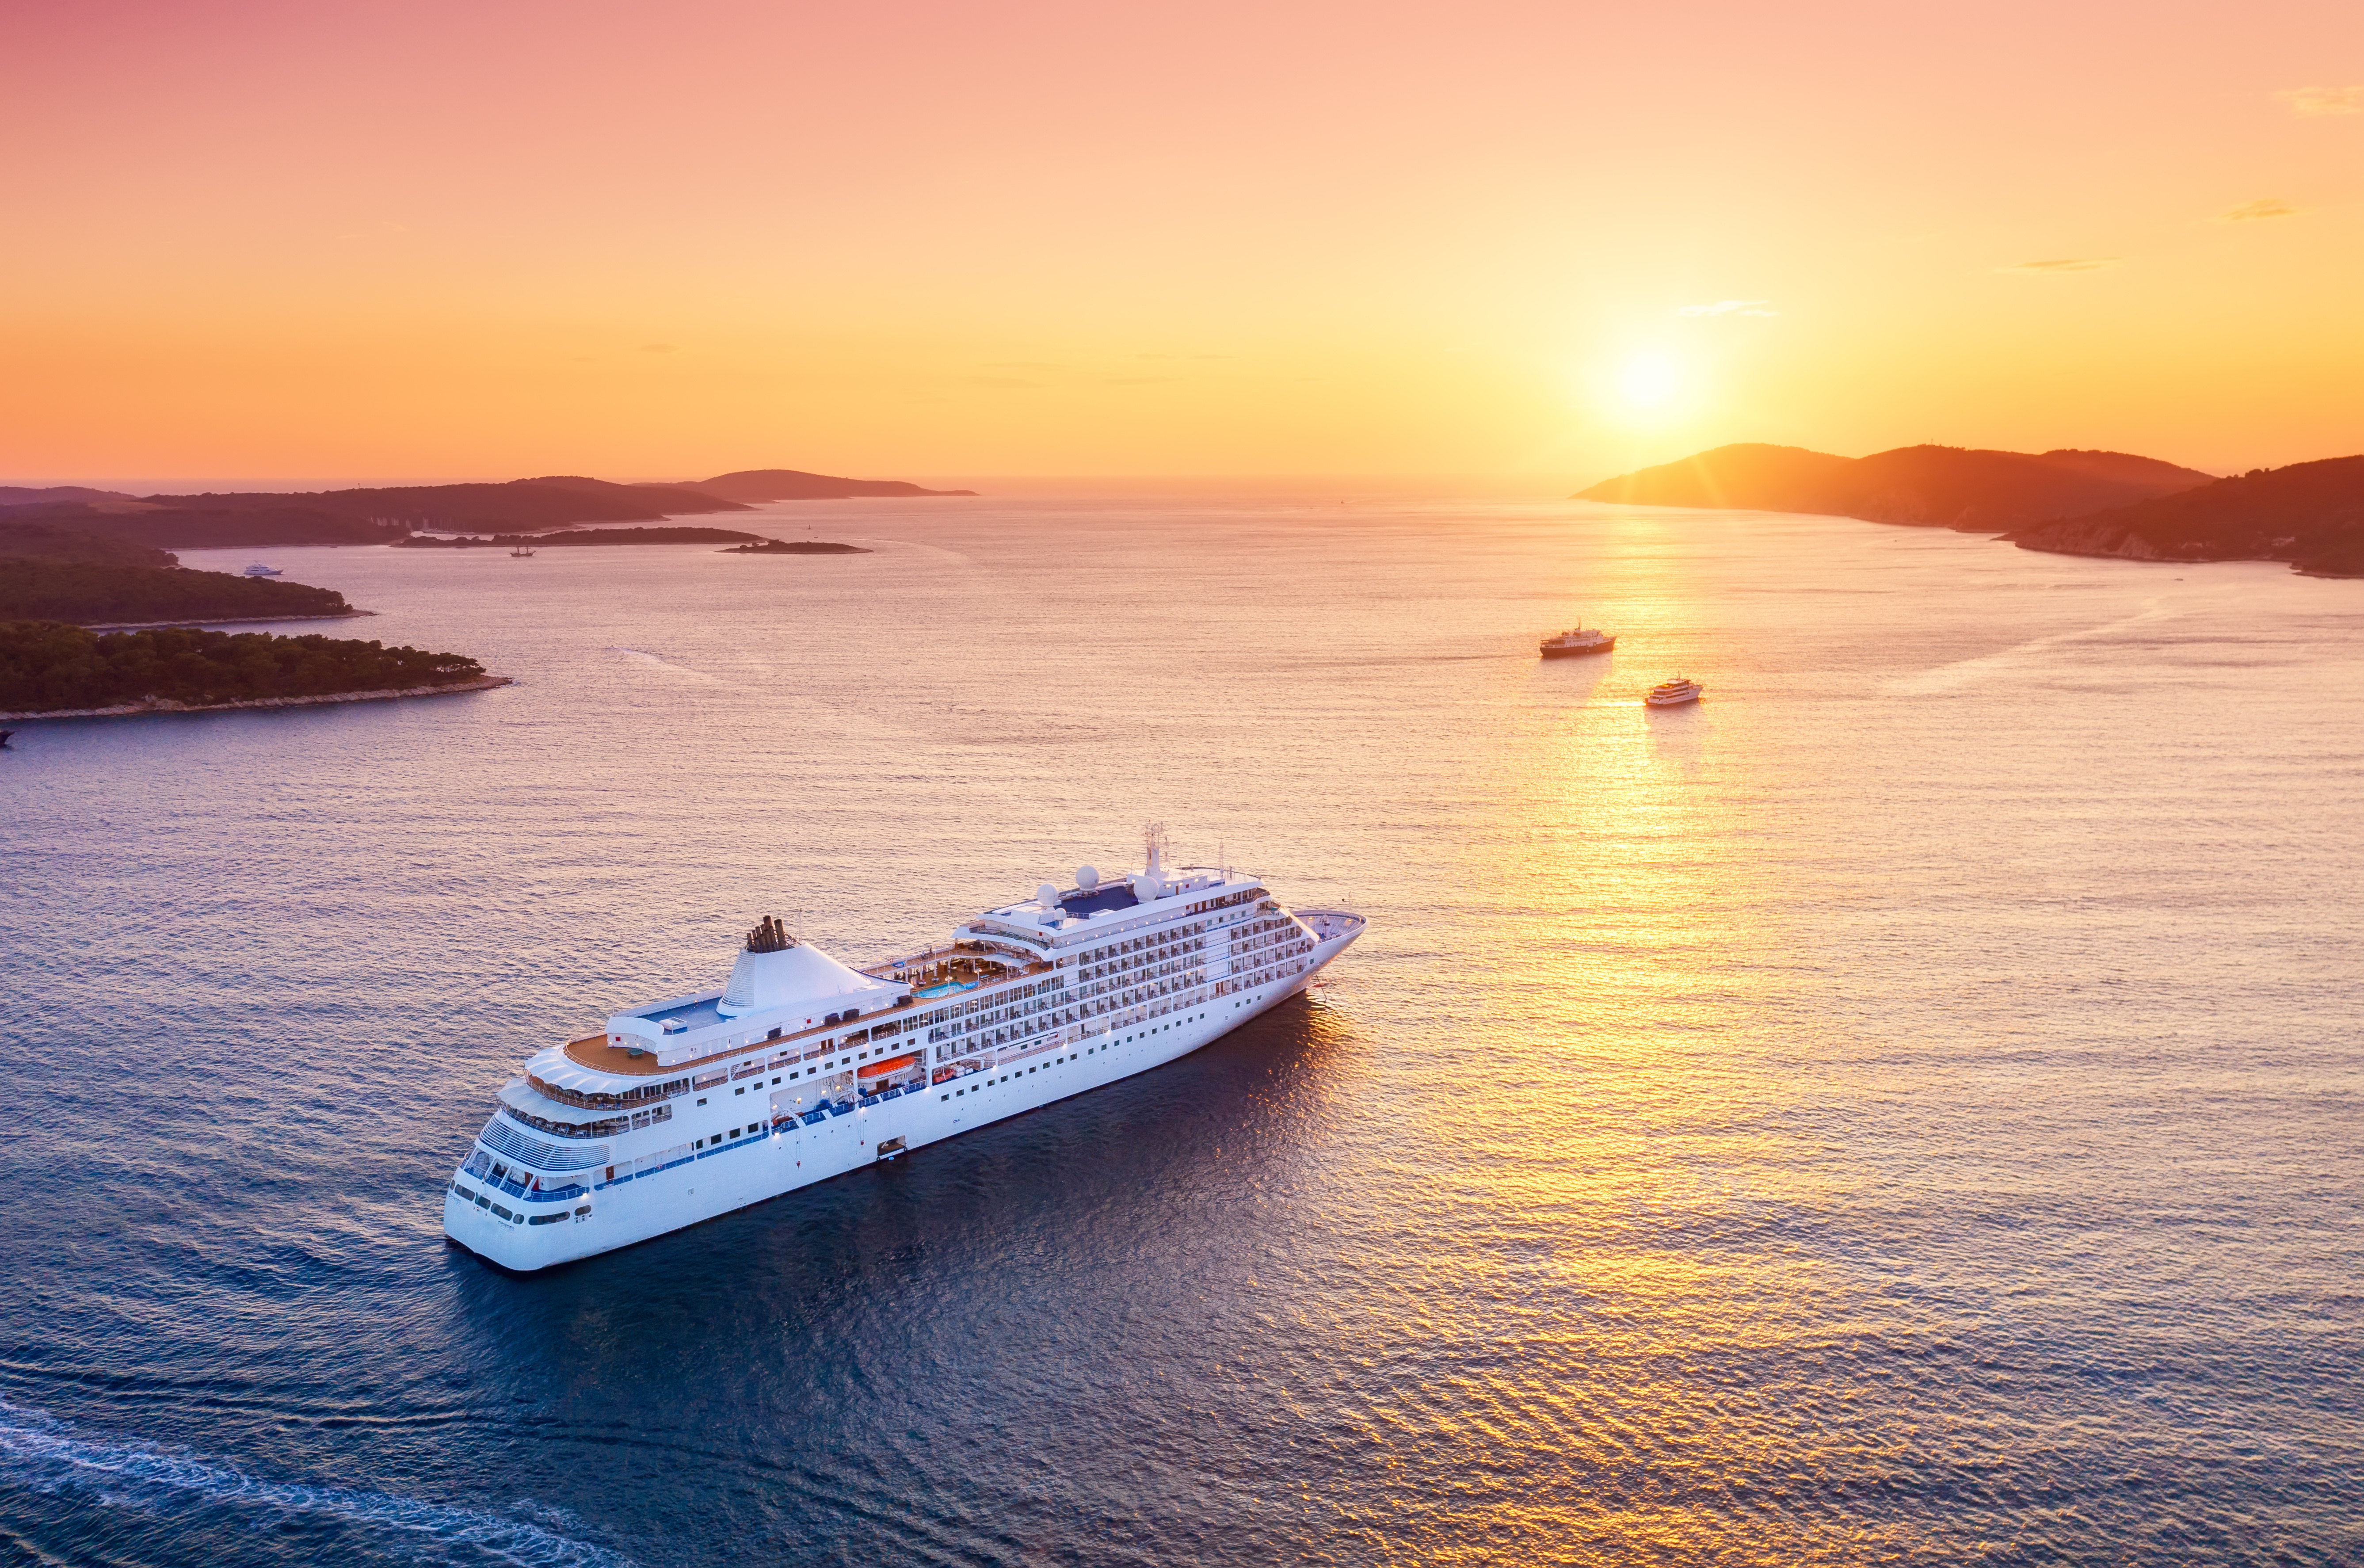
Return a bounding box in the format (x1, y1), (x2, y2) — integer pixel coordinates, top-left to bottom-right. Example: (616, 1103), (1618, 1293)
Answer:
(0, 522), (356, 625)
(0, 485), (136, 506)
(496, 476), (752, 517)
(139, 477), (749, 531)
(1578, 443), (2214, 532)
(2010, 454), (2364, 577)
(0, 520), (178, 569)
(693, 469), (976, 501)
(3, 504), (407, 550)
(0, 469), (960, 546)
(0, 562), (355, 626)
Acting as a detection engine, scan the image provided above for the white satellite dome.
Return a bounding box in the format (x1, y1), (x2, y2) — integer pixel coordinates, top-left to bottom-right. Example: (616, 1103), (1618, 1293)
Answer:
(1076, 864), (1100, 891)
(1036, 881), (1060, 908)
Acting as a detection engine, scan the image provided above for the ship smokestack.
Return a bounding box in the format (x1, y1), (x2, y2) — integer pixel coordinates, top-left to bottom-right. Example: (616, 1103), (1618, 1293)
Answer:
(745, 914), (795, 954)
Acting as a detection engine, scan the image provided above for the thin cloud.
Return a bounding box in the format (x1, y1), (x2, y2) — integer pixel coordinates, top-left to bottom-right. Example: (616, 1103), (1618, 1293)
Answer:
(2218, 198), (2300, 221)
(2000, 258), (2118, 273)
(2277, 85), (2364, 117)
(1677, 299), (1776, 317)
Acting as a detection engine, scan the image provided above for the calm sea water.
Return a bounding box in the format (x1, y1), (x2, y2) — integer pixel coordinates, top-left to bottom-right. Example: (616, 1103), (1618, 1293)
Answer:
(4, 495), (2360, 1566)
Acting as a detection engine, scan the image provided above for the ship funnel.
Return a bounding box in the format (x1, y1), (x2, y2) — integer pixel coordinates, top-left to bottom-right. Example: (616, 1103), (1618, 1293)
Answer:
(745, 914), (795, 954)
(718, 913), (884, 1019)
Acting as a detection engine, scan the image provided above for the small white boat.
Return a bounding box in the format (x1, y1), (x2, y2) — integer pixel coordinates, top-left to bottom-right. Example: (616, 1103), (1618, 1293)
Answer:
(510, 545), (536, 558)
(1540, 625), (1615, 658)
(241, 563), (282, 578)
(1645, 677), (1703, 707)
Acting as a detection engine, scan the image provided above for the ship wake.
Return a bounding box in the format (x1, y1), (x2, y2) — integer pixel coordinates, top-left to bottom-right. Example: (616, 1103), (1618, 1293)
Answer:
(0, 1397), (631, 1567)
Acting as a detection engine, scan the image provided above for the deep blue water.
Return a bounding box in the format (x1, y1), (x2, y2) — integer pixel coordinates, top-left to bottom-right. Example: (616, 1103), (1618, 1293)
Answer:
(4, 496), (2360, 1565)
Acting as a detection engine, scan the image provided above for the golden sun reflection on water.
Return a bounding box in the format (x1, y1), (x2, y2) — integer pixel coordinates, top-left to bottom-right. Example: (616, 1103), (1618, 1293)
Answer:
(4, 500), (2353, 1567)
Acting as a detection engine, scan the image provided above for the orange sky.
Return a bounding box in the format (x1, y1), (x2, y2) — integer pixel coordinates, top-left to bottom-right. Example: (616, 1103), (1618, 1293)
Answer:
(4, 0), (2360, 484)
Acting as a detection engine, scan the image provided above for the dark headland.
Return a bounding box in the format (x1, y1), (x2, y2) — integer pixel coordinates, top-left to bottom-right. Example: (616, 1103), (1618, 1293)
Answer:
(0, 462), (949, 718)
(0, 622), (499, 721)
(0, 466), (970, 551)
(1577, 443), (2363, 576)
(0, 522), (360, 628)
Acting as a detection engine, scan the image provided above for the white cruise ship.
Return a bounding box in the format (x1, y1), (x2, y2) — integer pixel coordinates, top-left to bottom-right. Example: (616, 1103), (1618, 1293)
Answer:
(442, 838), (1366, 1271)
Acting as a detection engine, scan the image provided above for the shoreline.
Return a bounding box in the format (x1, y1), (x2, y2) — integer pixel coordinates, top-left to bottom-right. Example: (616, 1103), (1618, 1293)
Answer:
(2, 673), (513, 723)
(73, 609), (374, 632)
(2011, 538), (2358, 576)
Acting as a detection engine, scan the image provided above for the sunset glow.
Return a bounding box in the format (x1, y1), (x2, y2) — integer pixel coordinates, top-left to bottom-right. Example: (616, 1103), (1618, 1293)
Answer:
(4, 0), (2361, 481)
(1617, 353), (1685, 413)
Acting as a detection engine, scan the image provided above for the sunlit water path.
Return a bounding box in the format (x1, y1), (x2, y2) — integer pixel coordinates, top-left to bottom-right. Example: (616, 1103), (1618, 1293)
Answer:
(4, 497), (2359, 1565)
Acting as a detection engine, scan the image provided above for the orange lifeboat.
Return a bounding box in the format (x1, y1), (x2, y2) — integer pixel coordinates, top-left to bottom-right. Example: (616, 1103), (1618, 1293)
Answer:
(858, 1053), (919, 1081)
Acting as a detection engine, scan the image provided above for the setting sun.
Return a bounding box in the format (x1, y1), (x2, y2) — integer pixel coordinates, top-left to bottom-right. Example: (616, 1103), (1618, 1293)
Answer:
(1617, 352), (1684, 411)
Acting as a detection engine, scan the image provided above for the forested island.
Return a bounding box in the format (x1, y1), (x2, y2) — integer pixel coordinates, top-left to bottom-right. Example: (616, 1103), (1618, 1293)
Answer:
(0, 465), (969, 549)
(1578, 444), (2363, 576)
(721, 539), (872, 554)
(0, 523), (358, 626)
(0, 623), (499, 719)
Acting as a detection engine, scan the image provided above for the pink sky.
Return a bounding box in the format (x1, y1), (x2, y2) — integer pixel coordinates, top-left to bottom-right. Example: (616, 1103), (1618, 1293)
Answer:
(4, 0), (2360, 481)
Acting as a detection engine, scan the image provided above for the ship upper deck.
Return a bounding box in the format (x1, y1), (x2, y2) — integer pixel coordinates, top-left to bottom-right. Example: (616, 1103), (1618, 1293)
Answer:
(559, 944), (1050, 1080)
(549, 865), (1277, 1093)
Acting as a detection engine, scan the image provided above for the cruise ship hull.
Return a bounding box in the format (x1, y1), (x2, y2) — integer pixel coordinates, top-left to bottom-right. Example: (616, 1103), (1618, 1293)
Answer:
(443, 913), (1363, 1271)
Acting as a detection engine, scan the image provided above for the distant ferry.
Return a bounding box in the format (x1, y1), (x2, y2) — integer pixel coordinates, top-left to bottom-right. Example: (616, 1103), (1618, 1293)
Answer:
(1645, 677), (1703, 707)
(442, 835), (1366, 1270)
(241, 563), (282, 578)
(1540, 625), (1614, 658)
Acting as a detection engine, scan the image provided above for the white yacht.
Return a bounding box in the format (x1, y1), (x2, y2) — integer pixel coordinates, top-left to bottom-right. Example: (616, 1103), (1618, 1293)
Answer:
(1645, 677), (1703, 707)
(442, 835), (1367, 1271)
(241, 563), (282, 577)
